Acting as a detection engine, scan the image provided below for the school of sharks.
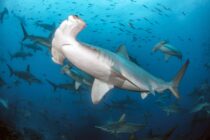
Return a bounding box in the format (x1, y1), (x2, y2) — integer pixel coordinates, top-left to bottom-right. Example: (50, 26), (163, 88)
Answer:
(0, 0), (210, 140)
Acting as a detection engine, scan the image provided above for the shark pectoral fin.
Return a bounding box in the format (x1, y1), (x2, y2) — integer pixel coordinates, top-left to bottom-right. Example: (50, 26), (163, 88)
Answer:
(116, 44), (130, 60)
(141, 92), (148, 100)
(75, 81), (81, 90)
(118, 113), (126, 123)
(91, 79), (113, 104)
(164, 54), (171, 61)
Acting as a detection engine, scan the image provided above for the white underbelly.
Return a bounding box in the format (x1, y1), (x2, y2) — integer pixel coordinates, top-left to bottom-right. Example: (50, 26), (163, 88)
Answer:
(62, 45), (112, 81)
(62, 44), (142, 91)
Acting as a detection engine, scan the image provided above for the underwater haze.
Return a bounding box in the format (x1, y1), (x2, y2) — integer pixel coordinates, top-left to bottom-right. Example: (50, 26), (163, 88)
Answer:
(0, 0), (210, 140)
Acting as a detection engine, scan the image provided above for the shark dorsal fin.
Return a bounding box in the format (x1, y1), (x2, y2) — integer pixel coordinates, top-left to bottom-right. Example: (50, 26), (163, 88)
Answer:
(118, 113), (126, 123)
(26, 65), (30, 72)
(116, 45), (130, 60)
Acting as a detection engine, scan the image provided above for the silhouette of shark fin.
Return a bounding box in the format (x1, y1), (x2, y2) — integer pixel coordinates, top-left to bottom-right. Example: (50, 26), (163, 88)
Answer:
(169, 59), (190, 98)
(118, 113), (126, 123)
(75, 81), (81, 90)
(141, 92), (148, 99)
(91, 79), (113, 104)
(116, 44), (130, 60)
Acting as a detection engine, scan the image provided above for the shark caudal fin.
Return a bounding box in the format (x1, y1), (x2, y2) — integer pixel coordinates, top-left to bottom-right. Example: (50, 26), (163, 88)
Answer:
(20, 22), (29, 41)
(169, 59), (190, 98)
(46, 79), (58, 91)
(51, 15), (86, 65)
(7, 64), (14, 77)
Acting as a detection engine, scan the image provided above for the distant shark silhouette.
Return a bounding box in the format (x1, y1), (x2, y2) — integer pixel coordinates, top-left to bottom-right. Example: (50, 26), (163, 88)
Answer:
(51, 15), (189, 104)
(7, 64), (41, 85)
(95, 113), (145, 134)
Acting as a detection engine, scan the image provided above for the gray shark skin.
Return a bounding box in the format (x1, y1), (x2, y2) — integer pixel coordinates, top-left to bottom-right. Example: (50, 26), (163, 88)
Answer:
(51, 15), (189, 104)
(7, 64), (42, 85)
(22, 42), (43, 52)
(61, 64), (94, 90)
(0, 8), (8, 24)
(35, 21), (56, 32)
(153, 40), (182, 61)
(46, 79), (75, 91)
(95, 114), (145, 134)
(20, 22), (52, 49)
(9, 50), (33, 60)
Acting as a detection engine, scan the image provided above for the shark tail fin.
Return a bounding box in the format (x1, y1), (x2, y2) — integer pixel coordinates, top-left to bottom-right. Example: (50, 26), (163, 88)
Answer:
(7, 64), (14, 77)
(169, 59), (190, 98)
(20, 22), (29, 41)
(46, 79), (57, 91)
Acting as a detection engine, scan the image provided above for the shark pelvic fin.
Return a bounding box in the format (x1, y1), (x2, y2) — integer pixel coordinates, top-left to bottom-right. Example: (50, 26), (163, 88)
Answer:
(75, 81), (81, 90)
(91, 79), (113, 104)
(116, 44), (130, 60)
(141, 92), (148, 99)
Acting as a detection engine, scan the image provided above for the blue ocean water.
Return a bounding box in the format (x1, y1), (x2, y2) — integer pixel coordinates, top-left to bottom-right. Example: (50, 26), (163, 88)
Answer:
(0, 0), (210, 140)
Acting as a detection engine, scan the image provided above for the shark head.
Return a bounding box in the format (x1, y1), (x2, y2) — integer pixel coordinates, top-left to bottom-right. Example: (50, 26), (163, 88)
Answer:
(51, 15), (86, 65)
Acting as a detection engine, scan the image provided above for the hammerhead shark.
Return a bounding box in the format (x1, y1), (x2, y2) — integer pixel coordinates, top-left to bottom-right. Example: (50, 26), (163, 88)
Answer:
(152, 40), (182, 61)
(20, 22), (52, 50)
(7, 64), (41, 85)
(95, 113), (145, 134)
(51, 15), (189, 104)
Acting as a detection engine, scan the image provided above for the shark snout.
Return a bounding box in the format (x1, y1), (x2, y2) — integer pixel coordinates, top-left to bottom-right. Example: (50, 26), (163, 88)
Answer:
(67, 15), (86, 28)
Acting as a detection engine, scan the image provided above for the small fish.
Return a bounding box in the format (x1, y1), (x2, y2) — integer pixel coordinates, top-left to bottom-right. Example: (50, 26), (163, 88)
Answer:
(142, 4), (148, 9)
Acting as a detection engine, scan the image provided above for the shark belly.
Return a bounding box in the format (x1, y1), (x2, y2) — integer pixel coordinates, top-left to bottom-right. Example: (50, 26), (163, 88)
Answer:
(62, 44), (139, 90)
